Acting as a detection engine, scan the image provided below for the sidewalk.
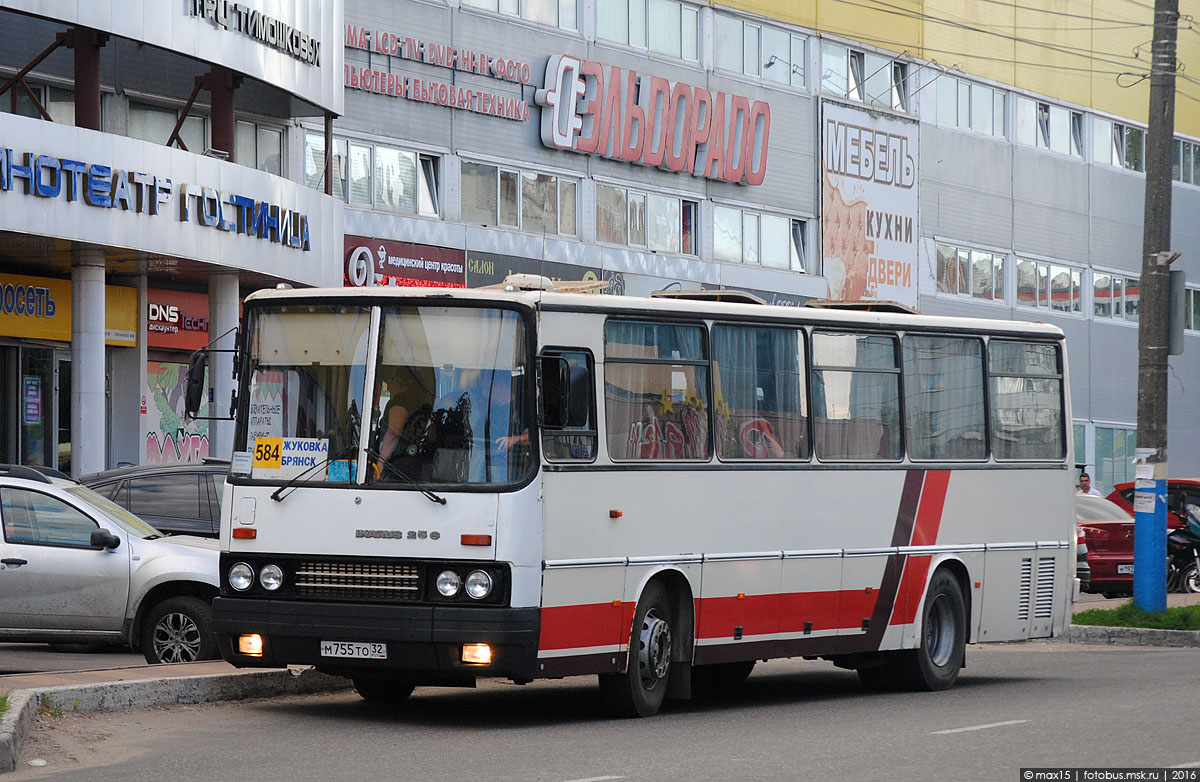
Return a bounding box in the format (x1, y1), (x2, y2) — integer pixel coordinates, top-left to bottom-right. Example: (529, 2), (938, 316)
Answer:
(0, 661), (348, 772)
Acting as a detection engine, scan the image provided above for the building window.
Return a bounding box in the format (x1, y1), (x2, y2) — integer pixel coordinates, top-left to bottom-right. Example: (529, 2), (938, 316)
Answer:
(1187, 288), (1200, 331)
(821, 42), (909, 111)
(461, 161), (576, 235)
(596, 184), (694, 253)
(129, 101), (206, 153)
(1015, 257), (1082, 314)
(1093, 118), (1145, 172)
(597, 0), (698, 60)
(713, 206), (806, 272)
(1095, 424), (1136, 495)
(235, 121), (283, 175)
(935, 243), (1005, 301)
(936, 75), (1005, 137)
(463, 0), (577, 30)
(305, 132), (440, 216)
(714, 13), (805, 87)
(1015, 97), (1082, 156)
(0, 83), (75, 125)
(1092, 272), (1140, 322)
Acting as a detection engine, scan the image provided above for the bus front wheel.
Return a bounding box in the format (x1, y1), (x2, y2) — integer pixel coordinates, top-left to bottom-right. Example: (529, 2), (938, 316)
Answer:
(352, 677), (415, 704)
(599, 581), (674, 718)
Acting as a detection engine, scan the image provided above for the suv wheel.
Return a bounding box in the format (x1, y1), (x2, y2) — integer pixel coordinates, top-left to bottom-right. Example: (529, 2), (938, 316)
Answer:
(142, 596), (217, 664)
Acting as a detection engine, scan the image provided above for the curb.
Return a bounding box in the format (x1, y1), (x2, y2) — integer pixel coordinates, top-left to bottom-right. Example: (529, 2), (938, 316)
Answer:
(1065, 623), (1200, 647)
(0, 667), (349, 773)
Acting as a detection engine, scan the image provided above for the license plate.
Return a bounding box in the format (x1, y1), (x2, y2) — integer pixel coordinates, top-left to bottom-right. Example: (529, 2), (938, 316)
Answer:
(320, 640), (387, 659)
(1117, 564), (1135, 575)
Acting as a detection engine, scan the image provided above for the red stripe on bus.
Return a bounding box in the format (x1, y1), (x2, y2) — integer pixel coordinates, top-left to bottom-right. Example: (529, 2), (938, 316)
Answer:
(890, 554), (932, 626)
(539, 602), (626, 651)
(911, 469), (950, 547)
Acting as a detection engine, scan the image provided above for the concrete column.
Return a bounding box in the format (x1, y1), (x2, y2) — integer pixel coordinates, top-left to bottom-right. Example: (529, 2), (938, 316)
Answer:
(71, 247), (106, 477)
(208, 270), (240, 459)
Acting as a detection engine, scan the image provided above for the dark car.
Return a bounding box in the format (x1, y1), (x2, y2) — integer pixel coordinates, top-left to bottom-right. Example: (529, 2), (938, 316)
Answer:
(1107, 479), (1200, 531)
(80, 459), (229, 538)
(1076, 494), (1135, 598)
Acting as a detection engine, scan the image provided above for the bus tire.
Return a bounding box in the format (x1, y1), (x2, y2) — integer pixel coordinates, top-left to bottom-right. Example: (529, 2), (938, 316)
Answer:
(895, 569), (966, 691)
(599, 581), (674, 718)
(352, 677), (415, 704)
(691, 660), (755, 698)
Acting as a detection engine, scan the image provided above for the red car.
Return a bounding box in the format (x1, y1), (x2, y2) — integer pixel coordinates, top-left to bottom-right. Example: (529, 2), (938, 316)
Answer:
(1107, 479), (1200, 531)
(1077, 494), (1135, 598)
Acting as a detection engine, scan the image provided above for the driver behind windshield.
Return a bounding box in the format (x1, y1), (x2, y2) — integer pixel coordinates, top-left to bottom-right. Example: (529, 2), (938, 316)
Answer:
(374, 365), (434, 477)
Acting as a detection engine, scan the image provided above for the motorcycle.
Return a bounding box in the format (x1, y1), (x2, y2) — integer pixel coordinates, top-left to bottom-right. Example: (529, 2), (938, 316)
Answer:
(1166, 504), (1200, 593)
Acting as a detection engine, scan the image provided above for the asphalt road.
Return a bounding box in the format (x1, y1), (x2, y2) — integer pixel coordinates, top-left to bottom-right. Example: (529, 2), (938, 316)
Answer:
(7, 641), (1200, 782)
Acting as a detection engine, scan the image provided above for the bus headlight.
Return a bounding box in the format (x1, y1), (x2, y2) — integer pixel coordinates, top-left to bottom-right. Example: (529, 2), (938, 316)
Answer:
(229, 562), (254, 591)
(465, 570), (493, 600)
(259, 564), (283, 591)
(436, 570), (461, 597)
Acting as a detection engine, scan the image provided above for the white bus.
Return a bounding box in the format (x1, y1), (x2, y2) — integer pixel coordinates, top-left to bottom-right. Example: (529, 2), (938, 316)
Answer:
(208, 282), (1075, 717)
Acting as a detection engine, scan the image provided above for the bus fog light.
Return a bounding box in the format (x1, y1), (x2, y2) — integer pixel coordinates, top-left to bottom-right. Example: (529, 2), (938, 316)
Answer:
(465, 570), (493, 599)
(259, 564), (283, 591)
(229, 562), (254, 591)
(237, 634), (264, 656)
(437, 570), (461, 597)
(462, 643), (492, 664)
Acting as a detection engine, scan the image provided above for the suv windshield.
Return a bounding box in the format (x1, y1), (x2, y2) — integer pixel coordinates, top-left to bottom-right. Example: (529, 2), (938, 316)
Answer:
(369, 306), (532, 486)
(236, 302), (533, 488)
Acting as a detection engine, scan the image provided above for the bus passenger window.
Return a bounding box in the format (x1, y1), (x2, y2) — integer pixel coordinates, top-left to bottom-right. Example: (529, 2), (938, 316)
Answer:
(604, 321), (710, 461)
(811, 332), (902, 461)
(540, 350), (597, 462)
(987, 340), (1065, 460)
(902, 335), (986, 461)
(712, 325), (809, 460)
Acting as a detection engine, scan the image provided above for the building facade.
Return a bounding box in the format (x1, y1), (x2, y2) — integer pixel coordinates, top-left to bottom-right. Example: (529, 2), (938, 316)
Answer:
(3, 0), (1198, 492)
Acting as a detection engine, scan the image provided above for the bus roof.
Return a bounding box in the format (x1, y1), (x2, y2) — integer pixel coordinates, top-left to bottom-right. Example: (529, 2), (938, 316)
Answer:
(243, 286), (1065, 339)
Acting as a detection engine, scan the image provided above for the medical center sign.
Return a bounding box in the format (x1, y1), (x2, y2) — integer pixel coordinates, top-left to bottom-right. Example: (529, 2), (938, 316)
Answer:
(821, 102), (917, 306)
(536, 55), (771, 185)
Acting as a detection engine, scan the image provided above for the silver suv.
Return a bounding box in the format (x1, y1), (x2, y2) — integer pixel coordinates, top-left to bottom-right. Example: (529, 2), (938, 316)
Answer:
(0, 465), (220, 664)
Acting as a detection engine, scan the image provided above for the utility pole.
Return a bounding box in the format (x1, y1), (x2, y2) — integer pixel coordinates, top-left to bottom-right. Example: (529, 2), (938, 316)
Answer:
(1133, 0), (1180, 612)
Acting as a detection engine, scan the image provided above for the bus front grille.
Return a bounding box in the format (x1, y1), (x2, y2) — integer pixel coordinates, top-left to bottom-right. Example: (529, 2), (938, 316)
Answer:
(293, 561), (422, 602)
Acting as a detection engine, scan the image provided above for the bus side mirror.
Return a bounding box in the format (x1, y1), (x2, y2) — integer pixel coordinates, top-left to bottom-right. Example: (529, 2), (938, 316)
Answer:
(184, 351), (207, 420)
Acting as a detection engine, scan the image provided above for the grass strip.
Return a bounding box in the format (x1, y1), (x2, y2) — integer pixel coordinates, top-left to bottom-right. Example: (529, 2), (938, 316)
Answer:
(1073, 601), (1200, 630)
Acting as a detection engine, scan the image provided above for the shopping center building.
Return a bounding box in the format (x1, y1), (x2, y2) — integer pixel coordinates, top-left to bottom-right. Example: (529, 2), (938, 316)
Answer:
(3, 0), (1199, 488)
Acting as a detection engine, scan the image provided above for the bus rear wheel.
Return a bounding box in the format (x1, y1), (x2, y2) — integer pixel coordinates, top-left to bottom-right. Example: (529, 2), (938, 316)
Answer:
(599, 581), (674, 718)
(857, 569), (965, 692)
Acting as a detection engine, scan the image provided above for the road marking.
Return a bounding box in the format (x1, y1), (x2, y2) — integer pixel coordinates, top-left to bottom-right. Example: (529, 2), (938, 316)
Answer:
(560, 777), (625, 782)
(931, 720), (1029, 735)
(1168, 762), (1200, 768)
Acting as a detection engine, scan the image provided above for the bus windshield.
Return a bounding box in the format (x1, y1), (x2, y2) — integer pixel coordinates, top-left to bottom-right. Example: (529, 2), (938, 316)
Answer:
(368, 306), (532, 486)
(236, 301), (532, 488)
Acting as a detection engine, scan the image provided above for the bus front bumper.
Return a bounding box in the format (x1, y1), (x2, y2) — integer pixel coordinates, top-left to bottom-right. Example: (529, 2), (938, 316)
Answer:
(212, 597), (541, 683)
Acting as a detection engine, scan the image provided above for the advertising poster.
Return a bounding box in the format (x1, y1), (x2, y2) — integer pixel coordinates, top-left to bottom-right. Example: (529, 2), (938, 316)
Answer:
(344, 236), (466, 287)
(465, 251), (601, 288)
(821, 102), (919, 307)
(144, 360), (209, 464)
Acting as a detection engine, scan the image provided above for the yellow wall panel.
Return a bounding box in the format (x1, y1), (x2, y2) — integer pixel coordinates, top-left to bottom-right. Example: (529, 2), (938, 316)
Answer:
(721, 0), (1200, 136)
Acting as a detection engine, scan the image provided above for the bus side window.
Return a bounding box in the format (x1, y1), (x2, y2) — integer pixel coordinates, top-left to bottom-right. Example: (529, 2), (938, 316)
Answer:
(540, 350), (597, 462)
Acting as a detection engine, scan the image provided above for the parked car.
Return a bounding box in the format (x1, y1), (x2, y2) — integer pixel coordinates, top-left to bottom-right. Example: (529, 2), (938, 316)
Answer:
(0, 464), (220, 664)
(1076, 493), (1135, 598)
(1076, 522), (1091, 594)
(1106, 479), (1200, 531)
(80, 459), (229, 538)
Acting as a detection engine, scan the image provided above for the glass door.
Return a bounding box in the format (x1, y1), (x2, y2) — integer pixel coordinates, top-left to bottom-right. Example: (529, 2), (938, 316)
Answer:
(20, 347), (54, 467)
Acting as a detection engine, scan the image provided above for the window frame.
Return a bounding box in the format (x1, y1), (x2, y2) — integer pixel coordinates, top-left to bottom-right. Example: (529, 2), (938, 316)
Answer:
(597, 0), (699, 61)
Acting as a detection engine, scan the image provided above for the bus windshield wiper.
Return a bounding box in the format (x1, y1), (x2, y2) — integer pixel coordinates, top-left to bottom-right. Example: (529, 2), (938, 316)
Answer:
(363, 446), (447, 505)
(270, 444), (357, 502)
